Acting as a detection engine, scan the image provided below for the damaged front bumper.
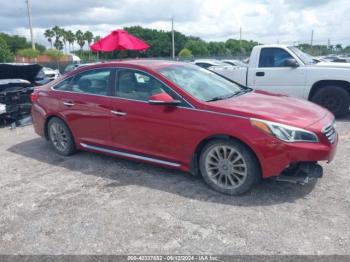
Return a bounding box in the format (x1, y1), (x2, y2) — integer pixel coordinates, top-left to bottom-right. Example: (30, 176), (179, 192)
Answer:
(276, 162), (323, 185)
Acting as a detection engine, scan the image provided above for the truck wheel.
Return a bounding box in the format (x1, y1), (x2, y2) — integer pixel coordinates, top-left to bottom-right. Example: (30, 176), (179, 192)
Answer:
(199, 139), (261, 195)
(311, 86), (350, 117)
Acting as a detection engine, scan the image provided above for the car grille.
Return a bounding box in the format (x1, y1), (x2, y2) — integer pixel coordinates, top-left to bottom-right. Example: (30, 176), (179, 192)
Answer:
(322, 121), (337, 144)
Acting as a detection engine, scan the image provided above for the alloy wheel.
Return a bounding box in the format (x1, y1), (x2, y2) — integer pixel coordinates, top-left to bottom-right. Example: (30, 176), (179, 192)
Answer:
(49, 122), (68, 152)
(204, 145), (248, 189)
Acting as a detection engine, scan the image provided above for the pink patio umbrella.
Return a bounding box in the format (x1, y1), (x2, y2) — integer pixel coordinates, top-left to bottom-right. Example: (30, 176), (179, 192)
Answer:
(90, 29), (149, 53)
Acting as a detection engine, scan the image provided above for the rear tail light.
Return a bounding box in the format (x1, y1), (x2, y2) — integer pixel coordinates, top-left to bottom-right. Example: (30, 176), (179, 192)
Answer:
(31, 91), (39, 103)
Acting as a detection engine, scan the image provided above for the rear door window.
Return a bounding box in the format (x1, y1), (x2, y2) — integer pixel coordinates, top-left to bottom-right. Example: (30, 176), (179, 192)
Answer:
(54, 69), (113, 96)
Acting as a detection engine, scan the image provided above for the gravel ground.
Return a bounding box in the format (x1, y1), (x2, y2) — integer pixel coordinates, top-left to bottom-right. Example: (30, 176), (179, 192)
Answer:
(0, 116), (349, 255)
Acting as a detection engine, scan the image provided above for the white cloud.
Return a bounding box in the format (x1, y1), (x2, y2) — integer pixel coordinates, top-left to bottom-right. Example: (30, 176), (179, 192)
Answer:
(2, 0), (350, 48)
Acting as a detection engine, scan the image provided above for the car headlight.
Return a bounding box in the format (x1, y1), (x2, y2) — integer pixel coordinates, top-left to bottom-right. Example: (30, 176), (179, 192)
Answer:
(250, 118), (319, 143)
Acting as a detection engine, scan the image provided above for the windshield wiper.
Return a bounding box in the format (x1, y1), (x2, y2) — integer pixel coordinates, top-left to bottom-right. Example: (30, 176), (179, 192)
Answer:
(206, 89), (251, 102)
(206, 94), (235, 102)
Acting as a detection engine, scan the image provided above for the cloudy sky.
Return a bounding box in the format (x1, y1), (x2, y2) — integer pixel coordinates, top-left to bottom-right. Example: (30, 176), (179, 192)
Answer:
(1, 0), (350, 48)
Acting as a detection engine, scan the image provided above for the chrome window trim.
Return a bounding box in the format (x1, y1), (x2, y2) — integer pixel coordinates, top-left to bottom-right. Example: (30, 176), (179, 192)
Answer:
(52, 66), (194, 109)
(51, 67), (250, 120)
(80, 143), (181, 167)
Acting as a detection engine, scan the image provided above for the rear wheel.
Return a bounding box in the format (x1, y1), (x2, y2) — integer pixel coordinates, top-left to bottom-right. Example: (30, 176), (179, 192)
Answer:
(199, 139), (261, 195)
(48, 117), (76, 156)
(311, 86), (350, 117)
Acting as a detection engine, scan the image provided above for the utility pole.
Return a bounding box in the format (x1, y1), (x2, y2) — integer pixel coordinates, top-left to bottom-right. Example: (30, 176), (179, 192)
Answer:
(171, 17), (175, 60)
(310, 29), (314, 46)
(239, 27), (242, 59)
(239, 27), (242, 49)
(25, 0), (35, 50)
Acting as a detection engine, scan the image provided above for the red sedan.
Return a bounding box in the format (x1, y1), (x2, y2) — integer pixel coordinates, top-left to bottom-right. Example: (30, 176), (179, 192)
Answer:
(31, 60), (338, 195)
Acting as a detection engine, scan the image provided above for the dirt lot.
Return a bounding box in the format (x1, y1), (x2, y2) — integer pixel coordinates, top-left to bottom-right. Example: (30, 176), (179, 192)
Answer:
(0, 116), (349, 255)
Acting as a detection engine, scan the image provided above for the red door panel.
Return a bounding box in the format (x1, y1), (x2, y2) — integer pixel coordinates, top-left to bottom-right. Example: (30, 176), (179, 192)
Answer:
(57, 92), (113, 146)
(110, 98), (203, 163)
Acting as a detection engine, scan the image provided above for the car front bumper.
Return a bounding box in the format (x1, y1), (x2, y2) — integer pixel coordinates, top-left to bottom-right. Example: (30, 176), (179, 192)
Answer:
(255, 114), (338, 179)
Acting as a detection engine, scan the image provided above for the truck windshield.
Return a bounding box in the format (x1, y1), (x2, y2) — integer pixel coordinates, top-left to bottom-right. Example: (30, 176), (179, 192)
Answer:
(288, 46), (317, 65)
(157, 64), (244, 102)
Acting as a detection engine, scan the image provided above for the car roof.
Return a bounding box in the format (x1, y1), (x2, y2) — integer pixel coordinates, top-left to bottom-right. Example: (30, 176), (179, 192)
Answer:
(81, 59), (189, 71)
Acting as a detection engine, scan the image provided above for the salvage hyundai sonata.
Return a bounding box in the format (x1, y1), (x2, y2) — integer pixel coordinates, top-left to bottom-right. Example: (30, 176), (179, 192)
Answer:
(31, 60), (338, 195)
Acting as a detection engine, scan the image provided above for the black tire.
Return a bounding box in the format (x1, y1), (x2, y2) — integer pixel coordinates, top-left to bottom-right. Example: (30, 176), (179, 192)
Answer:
(199, 139), (261, 195)
(47, 117), (76, 156)
(311, 86), (350, 117)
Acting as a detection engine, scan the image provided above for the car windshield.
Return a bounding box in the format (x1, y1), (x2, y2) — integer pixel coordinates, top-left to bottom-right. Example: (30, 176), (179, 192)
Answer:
(288, 46), (317, 65)
(157, 63), (244, 102)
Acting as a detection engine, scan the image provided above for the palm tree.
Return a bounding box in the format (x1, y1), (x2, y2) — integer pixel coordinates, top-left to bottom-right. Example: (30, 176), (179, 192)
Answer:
(60, 28), (68, 54)
(66, 30), (76, 53)
(52, 26), (62, 50)
(75, 30), (85, 50)
(84, 31), (94, 60)
(44, 29), (54, 48)
(84, 31), (94, 47)
(53, 39), (64, 51)
(93, 35), (101, 43)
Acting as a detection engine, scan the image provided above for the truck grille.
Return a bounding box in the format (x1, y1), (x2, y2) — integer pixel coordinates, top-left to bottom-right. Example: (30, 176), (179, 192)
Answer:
(322, 122), (337, 144)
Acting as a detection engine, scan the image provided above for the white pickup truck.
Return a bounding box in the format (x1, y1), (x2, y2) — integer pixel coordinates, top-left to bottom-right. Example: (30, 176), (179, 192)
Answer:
(210, 44), (350, 116)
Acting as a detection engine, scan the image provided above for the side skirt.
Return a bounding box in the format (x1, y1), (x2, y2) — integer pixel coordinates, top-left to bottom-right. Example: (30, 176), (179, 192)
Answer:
(80, 143), (181, 168)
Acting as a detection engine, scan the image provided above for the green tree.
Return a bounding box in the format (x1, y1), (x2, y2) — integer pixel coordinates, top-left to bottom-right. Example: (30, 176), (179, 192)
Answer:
(93, 35), (101, 43)
(75, 30), (85, 50)
(44, 29), (54, 48)
(60, 28), (68, 53)
(0, 33), (30, 53)
(0, 37), (14, 62)
(51, 26), (63, 50)
(66, 30), (76, 52)
(178, 48), (192, 58)
(54, 39), (63, 50)
(185, 39), (209, 56)
(17, 48), (40, 60)
(84, 31), (94, 47)
(208, 42), (228, 56)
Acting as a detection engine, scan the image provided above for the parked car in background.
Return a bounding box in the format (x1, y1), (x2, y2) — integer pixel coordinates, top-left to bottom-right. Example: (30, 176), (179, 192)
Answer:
(31, 60), (337, 195)
(192, 59), (231, 69)
(43, 67), (60, 81)
(210, 45), (350, 116)
(222, 59), (248, 67)
(64, 63), (97, 73)
(319, 55), (350, 63)
(0, 63), (49, 123)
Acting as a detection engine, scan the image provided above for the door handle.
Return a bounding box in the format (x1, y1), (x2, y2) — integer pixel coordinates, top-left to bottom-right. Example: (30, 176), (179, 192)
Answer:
(63, 101), (75, 107)
(256, 72), (265, 77)
(111, 110), (127, 116)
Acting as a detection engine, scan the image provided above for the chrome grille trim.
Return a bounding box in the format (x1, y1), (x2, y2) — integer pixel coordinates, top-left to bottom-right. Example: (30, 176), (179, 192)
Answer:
(322, 121), (337, 144)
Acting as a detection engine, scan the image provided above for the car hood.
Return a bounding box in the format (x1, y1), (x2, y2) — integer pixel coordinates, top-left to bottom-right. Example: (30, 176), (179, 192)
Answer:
(313, 61), (350, 69)
(206, 90), (329, 128)
(0, 63), (42, 84)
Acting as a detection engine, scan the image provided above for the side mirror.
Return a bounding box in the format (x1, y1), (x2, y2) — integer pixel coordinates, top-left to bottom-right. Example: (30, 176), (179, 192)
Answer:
(284, 58), (299, 67)
(148, 93), (181, 106)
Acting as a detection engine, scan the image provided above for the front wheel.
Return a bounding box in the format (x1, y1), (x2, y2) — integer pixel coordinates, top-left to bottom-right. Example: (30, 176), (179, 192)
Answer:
(199, 139), (261, 195)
